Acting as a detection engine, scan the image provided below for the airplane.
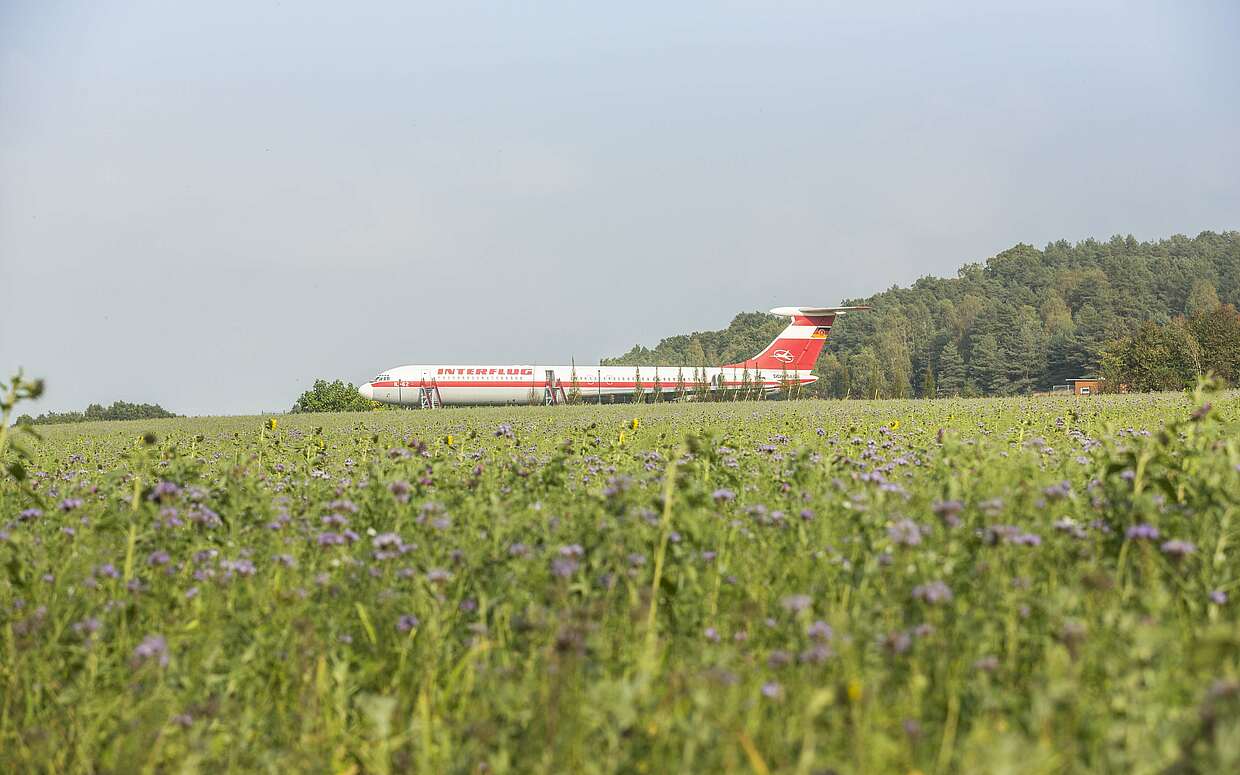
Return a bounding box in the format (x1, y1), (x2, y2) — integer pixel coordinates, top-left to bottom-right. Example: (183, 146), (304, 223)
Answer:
(357, 305), (869, 407)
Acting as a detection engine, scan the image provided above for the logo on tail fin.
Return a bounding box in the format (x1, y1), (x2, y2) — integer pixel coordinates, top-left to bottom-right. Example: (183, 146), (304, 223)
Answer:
(724, 305), (870, 372)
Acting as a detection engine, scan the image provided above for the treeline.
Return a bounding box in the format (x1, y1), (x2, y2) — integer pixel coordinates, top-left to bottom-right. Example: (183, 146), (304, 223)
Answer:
(604, 231), (1240, 397)
(1101, 303), (1240, 392)
(16, 401), (179, 425)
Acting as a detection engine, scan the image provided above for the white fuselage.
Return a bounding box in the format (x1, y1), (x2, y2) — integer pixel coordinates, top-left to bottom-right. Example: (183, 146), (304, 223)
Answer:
(362, 364), (815, 406)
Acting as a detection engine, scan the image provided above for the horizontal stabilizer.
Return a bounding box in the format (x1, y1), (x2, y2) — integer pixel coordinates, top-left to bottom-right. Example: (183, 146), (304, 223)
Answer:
(770, 305), (872, 317)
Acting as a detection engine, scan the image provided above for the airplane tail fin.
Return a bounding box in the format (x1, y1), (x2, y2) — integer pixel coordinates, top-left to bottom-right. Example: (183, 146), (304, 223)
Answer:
(725, 306), (870, 372)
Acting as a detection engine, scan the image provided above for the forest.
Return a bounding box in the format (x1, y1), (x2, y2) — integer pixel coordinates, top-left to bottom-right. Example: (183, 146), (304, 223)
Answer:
(604, 231), (1240, 397)
(14, 401), (179, 426)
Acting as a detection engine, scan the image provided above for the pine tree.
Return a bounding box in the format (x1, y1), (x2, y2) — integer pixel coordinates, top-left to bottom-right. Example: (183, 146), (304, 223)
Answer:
(632, 367), (645, 404)
(675, 368), (687, 401)
(969, 334), (1007, 395)
(921, 362), (936, 399)
(937, 341), (965, 396)
(1006, 311), (1047, 394)
(686, 337), (707, 367)
(651, 368), (663, 402)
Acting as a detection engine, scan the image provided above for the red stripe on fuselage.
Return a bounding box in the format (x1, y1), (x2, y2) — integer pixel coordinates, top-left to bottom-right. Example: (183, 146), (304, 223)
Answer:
(373, 379), (813, 389)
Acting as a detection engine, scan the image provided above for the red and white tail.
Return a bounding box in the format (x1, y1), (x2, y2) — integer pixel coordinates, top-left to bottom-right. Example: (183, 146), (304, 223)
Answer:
(726, 306), (870, 371)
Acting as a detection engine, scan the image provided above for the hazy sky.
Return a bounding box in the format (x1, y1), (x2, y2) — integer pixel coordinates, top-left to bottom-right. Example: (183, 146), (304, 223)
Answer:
(2, 1), (1238, 415)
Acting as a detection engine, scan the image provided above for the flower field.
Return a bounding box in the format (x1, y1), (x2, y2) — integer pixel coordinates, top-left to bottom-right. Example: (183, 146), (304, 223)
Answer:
(2, 390), (1239, 773)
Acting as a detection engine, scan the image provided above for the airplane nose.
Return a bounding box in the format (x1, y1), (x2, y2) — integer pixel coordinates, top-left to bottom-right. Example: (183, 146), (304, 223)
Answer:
(358, 382), (374, 400)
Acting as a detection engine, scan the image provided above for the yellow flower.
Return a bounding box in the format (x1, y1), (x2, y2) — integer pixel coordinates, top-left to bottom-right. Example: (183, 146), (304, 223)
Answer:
(631, 418), (640, 430)
(889, 419), (901, 431)
(265, 418), (278, 431)
(846, 678), (863, 703)
(618, 432), (625, 445)
(445, 435), (454, 446)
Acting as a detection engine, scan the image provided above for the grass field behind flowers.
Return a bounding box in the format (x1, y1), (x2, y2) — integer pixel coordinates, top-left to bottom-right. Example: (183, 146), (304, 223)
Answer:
(2, 390), (1239, 773)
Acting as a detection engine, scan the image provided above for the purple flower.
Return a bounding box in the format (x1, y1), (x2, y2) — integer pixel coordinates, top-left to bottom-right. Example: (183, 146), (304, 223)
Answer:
(912, 580), (953, 605)
(551, 557), (579, 578)
(72, 617), (102, 637)
(1209, 590), (1228, 605)
(887, 518), (924, 546)
(220, 558), (256, 577)
(149, 480), (181, 502)
(59, 498), (84, 512)
(1160, 539), (1196, 558)
(397, 614), (420, 632)
(603, 475), (633, 498)
(1011, 532), (1042, 547)
(1043, 481), (1072, 500)
(807, 621), (833, 641)
(780, 594), (812, 613)
(189, 506), (222, 527)
(172, 713), (194, 728)
(19, 508), (43, 521)
(388, 480), (412, 503)
(979, 498), (1005, 516)
(132, 634), (169, 668)
(704, 626), (720, 643)
(932, 500), (963, 528)
(712, 488), (735, 504)
(761, 682), (783, 699)
(883, 630), (912, 655)
(373, 532), (403, 549)
(767, 650), (793, 668)
(147, 550), (171, 566)
(426, 568), (452, 584)
(1126, 523), (1160, 541)
(316, 532), (345, 546)
(508, 542), (529, 558)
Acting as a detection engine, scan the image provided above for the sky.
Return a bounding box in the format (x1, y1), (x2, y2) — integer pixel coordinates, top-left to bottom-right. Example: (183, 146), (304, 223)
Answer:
(2, 1), (1238, 415)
